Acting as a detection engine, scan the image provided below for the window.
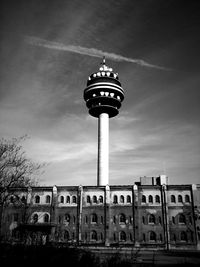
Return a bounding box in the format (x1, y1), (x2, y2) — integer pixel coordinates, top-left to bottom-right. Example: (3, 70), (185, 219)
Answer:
(178, 195), (183, 203)
(65, 214), (70, 223)
(21, 196), (26, 203)
(44, 213), (49, 223)
(149, 214), (155, 224)
(158, 216), (162, 224)
(119, 231), (126, 241)
(185, 195), (190, 202)
(85, 216), (88, 224)
(91, 230), (97, 241)
(85, 232), (87, 240)
(129, 216), (132, 224)
(73, 216), (76, 224)
(64, 230), (69, 240)
(58, 215), (62, 224)
(155, 195), (160, 203)
(101, 216), (103, 224)
(149, 231), (156, 241)
(10, 196), (14, 203)
(172, 233), (176, 242)
(99, 195), (103, 203)
(113, 216), (116, 224)
(33, 214), (38, 223)
(142, 216), (145, 224)
(142, 195), (146, 203)
(130, 233), (133, 241)
(171, 195), (176, 203)
(160, 234), (162, 242)
(149, 195), (153, 203)
(60, 196), (64, 203)
(91, 213), (98, 223)
(66, 196), (70, 203)
(113, 195), (118, 204)
(179, 214), (185, 224)
(119, 214), (126, 224)
(72, 196), (77, 203)
(180, 231), (187, 241)
(100, 233), (103, 240)
(93, 195), (97, 203)
(113, 233), (116, 241)
(87, 195), (91, 203)
(35, 195), (40, 204)
(172, 216), (175, 224)
(120, 195), (124, 203)
(127, 195), (131, 203)
(72, 232), (75, 239)
(46, 195), (50, 203)
(189, 216), (192, 224)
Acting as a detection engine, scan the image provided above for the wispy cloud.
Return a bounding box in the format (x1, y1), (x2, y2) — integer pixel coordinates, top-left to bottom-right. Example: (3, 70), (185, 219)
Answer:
(25, 36), (171, 70)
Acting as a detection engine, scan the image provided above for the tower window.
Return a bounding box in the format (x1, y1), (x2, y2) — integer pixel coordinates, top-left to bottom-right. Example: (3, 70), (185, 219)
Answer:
(120, 195), (124, 203)
(149, 214), (155, 224)
(158, 216), (162, 224)
(172, 216), (175, 224)
(65, 214), (70, 223)
(46, 195), (50, 204)
(113, 195), (118, 204)
(64, 230), (69, 240)
(171, 195), (176, 203)
(155, 195), (160, 203)
(127, 195), (131, 203)
(87, 195), (91, 203)
(185, 195), (190, 202)
(149, 195), (153, 203)
(142, 195), (146, 203)
(91, 230), (97, 241)
(35, 195), (40, 204)
(93, 195), (97, 203)
(33, 214), (38, 223)
(44, 213), (49, 223)
(149, 231), (156, 241)
(72, 196), (77, 204)
(143, 233), (146, 242)
(178, 195), (183, 203)
(180, 231), (187, 241)
(119, 213), (126, 224)
(91, 213), (98, 223)
(99, 195), (103, 203)
(179, 214), (185, 224)
(119, 231), (126, 241)
(60, 196), (64, 203)
(66, 196), (70, 203)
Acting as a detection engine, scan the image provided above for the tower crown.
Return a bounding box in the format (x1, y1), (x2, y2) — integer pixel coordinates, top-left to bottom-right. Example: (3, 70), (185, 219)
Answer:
(84, 59), (124, 118)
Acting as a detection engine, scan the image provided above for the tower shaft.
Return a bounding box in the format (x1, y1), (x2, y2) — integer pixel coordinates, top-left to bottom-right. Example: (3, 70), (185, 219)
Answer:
(97, 113), (109, 186)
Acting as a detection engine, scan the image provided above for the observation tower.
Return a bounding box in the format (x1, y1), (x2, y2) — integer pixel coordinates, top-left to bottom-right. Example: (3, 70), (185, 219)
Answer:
(84, 58), (124, 186)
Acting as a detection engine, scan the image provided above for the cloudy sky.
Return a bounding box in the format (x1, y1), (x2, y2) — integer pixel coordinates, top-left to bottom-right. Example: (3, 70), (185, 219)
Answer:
(0, 0), (199, 186)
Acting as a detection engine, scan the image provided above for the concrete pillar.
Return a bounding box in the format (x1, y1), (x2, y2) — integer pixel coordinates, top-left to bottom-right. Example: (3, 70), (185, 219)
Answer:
(97, 113), (109, 186)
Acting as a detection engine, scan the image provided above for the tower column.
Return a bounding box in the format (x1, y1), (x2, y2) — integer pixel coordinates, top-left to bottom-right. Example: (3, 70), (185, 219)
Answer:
(98, 113), (109, 186)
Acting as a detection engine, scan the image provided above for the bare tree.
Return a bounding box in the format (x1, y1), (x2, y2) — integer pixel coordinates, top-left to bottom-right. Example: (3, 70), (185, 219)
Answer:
(0, 136), (45, 240)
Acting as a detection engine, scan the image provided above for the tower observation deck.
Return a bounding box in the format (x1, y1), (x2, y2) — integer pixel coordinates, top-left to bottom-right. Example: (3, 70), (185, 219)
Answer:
(84, 58), (124, 186)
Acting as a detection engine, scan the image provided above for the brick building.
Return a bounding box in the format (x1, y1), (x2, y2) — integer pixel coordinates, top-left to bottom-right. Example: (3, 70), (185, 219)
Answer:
(1, 175), (199, 250)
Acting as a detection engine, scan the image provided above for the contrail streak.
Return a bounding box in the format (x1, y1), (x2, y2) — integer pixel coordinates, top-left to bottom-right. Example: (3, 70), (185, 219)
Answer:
(25, 36), (170, 70)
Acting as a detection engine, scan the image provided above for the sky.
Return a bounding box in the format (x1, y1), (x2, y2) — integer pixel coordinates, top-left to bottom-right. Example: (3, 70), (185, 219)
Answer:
(0, 0), (200, 186)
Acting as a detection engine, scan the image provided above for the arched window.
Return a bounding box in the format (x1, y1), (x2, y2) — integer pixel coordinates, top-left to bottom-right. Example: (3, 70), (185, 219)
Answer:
(172, 216), (175, 224)
(127, 195), (131, 203)
(179, 214), (185, 224)
(185, 195), (190, 202)
(99, 195), (103, 203)
(171, 195), (176, 203)
(142, 195), (146, 203)
(46, 195), (50, 203)
(60, 196), (64, 203)
(178, 195), (183, 203)
(120, 195), (124, 203)
(180, 231), (187, 241)
(35, 195), (40, 204)
(87, 195), (91, 203)
(33, 213), (38, 223)
(10, 196), (14, 203)
(64, 230), (69, 240)
(119, 231), (126, 241)
(149, 231), (156, 241)
(21, 196), (26, 203)
(91, 230), (97, 241)
(149, 214), (155, 224)
(113, 216), (116, 224)
(93, 195), (97, 203)
(142, 216), (145, 224)
(91, 213), (98, 223)
(44, 213), (49, 223)
(65, 214), (70, 223)
(113, 195), (118, 204)
(66, 196), (70, 203)
(155, 195), (160, 203)
(158, 216), (162, 224)
(149, 195), (153, 203)
(119, 213), (126, 224)
(72, 196), (77, 203)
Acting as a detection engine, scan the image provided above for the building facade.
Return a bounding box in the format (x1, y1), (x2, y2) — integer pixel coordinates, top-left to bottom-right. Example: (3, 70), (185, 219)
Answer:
(1, 175), (200, 250)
